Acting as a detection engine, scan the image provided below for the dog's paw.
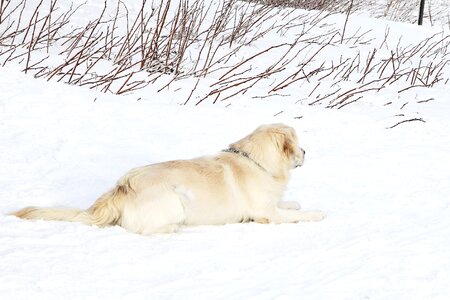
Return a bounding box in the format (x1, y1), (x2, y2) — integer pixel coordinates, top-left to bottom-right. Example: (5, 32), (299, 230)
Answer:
(288, 202), (301, 210)
(305, 210), (326, 222)
(278, 201), (301, 210)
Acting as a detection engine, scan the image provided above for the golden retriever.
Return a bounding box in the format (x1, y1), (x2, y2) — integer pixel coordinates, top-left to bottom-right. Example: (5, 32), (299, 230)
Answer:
(11, 123), (325, 234)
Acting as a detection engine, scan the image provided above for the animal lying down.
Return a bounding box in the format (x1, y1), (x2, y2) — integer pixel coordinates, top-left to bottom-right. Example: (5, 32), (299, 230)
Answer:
(11, 123), (325, 234)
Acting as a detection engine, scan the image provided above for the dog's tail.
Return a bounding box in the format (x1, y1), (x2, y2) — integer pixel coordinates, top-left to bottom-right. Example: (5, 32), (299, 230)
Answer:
(10, 183), (131, 227)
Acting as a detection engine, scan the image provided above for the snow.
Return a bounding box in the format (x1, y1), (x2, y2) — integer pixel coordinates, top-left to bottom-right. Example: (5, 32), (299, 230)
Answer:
(1, 0), (450, 299)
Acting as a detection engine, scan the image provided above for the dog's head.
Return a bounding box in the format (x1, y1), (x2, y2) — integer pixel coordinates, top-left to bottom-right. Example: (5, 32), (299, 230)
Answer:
(230, 123), (305, 179)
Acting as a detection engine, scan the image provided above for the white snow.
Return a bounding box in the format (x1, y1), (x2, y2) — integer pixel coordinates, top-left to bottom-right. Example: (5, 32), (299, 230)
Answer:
(1, 1), (450, 299)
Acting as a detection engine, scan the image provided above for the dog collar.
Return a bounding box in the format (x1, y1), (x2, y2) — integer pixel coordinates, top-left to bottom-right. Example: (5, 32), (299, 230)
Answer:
(222, 147), (269, 174)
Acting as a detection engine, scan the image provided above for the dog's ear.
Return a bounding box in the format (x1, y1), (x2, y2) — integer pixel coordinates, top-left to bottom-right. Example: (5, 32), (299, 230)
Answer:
(272, 129), (294, 159)
(282, 132), (295, 158)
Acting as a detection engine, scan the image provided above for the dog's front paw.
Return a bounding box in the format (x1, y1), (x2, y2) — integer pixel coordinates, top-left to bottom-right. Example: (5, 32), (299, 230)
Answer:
(306, 210), (326, 222)
(278, 201), (301, 210)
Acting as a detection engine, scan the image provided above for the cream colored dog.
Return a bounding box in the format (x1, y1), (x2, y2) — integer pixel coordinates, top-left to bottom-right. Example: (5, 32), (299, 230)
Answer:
(11, 124), (325, 234)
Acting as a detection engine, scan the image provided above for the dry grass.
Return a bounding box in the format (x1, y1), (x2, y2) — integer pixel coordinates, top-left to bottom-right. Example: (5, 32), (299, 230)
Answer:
(248, 0), (450, 26)
(244, 0), (353, 11)
(0, 0), (449, 109)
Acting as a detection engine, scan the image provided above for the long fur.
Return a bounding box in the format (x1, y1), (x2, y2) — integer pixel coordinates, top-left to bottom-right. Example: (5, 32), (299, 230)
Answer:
(10, 123), (324, 234)
(12, 184), (127, 226)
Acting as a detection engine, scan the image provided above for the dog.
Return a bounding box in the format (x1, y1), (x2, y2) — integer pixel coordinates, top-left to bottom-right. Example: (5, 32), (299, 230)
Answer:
(11, 123), (325, 234)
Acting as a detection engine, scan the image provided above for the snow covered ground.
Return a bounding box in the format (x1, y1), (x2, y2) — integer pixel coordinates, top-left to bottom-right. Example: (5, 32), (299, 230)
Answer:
(1, 1), (450, 299)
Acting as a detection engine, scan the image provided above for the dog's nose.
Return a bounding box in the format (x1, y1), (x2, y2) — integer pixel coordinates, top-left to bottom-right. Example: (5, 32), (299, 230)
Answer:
(301, 148), (306, 155)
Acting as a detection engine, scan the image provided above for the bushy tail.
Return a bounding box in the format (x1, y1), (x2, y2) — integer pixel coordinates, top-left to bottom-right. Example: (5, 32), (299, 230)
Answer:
(12, 206), (95, 224)
(10, 184), (131, 227)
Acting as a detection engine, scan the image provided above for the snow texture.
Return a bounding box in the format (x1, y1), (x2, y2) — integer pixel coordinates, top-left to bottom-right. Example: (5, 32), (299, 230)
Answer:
(1, 1), (450, 300)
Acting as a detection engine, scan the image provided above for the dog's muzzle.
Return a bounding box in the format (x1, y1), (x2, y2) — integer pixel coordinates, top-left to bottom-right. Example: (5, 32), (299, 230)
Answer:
(295, 148), (305, 168)
(295, 161), (303, 168)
